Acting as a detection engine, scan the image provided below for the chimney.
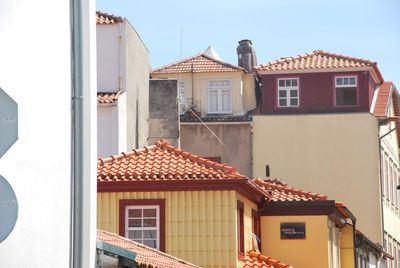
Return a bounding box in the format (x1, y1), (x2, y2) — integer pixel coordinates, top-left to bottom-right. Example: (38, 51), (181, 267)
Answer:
(236, 39), (257, 73)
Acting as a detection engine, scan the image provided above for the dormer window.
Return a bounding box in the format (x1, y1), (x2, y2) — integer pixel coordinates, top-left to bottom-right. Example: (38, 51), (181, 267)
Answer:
(335, 76), (357, 106)
(277, 78), (299, 107)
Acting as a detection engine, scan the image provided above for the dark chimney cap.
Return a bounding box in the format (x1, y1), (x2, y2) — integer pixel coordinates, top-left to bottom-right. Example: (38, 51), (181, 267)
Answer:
(238, 39), (252, 45)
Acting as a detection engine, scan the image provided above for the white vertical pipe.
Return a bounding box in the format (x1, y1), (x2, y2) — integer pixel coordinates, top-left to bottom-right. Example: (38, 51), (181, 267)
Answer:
(70, 0), (97, 267)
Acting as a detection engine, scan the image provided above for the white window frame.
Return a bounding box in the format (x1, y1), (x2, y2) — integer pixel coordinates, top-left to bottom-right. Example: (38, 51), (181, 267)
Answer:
(178, 80), (187, 114)
(208, 79), (232, 114)
(277, 78), (299, 107)
(334, 76), (358, 106)
(125, 205), (160, 249)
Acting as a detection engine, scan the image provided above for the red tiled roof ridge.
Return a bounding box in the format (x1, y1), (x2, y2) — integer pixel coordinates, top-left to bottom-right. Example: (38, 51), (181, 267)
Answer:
(151, 53), (244, 74)
(373, 81), (394, 117)
(247, 250), (293, 268)
(97, 90), (124, 104)
(253, 178), (328, 201)
(98, 139), (241, 176)
(258, 50), (375, 69)
(96, 11), (123, 24)
(97, 230), (200, 267)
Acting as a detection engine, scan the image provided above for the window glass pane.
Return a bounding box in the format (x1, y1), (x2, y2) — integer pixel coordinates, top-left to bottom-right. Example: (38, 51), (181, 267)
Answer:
(143, 239), (157, 248)
(143, 209), (156, 218)
(128, 230), (142, 239)
(290, 98), (298, 106)
(143, 219), (157, 227)
(292, 79), (298, 86)
(349, 77), (356, 85)
(279, 99), (287, 107)
(129, 219), (141, 227)
(336, 87), (357, 106)
(343, 77), (349, 85)
(278, 80), (285, 87)
(290, 90), (298, 97)
(279, 90), (286, 97)
(129, 209), (141, 218)
(285, 79), (291, 87)
(143, 230), (157, 238)
(209, 91), (218, 112)
(222, 90), (231, 112)
(336, 78), (343, 85)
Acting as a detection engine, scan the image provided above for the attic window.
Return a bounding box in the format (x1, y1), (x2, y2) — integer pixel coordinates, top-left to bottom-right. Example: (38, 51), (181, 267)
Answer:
(277, 78), (299, 107)
(335, 76), (358, 106)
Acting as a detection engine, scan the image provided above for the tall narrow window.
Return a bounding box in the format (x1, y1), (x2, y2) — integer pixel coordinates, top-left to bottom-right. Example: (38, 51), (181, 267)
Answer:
(237, 201), (244, 256)
(277, 78), (299, 107)
(252, 209), (261, 251)
(208, 79), (232, 114)
(335, 76), (357, 106)
(119, 199), (165, 251)
(178, 80), (187, 114)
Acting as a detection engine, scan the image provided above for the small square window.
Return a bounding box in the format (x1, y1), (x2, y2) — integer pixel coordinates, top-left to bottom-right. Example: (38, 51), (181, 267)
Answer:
(277, 78), (299, 107)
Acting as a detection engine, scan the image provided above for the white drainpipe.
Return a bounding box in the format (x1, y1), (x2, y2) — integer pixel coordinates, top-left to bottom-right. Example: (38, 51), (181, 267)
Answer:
(70, 0), (97, 267)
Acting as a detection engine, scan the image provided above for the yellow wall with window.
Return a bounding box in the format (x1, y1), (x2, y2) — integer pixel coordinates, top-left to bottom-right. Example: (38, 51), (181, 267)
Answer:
(151, 72), (255, 116)
(98, 190), (259, 268)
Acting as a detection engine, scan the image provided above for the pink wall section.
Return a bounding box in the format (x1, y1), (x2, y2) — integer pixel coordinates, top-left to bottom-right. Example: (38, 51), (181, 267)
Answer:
(259, 71), (375, 114)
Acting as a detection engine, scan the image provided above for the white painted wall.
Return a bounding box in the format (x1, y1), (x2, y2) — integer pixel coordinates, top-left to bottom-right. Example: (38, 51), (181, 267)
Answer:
(97, 24), (120, 92)
(98, 104), (119, 158)
(0, 0), (96, 267)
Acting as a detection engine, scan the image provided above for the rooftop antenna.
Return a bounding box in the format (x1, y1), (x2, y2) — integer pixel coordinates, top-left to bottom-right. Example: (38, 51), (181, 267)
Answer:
(179, 27), (183, 59)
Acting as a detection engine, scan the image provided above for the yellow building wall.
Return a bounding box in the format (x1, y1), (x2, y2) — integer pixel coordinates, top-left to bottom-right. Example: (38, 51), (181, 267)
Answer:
(340, 224), (355, 268)
(261, 215), (330, 268)
(151, 71), (256, 116)
(98, 190), (250, 268)
(253, 113), (382, 242)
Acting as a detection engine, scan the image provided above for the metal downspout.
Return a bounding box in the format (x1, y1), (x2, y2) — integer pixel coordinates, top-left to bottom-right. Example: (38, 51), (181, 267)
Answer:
(70, 0), (96, 267)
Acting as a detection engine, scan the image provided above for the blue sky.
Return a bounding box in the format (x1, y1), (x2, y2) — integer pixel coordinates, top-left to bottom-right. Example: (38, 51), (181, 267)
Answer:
(97, 0), (400, 86)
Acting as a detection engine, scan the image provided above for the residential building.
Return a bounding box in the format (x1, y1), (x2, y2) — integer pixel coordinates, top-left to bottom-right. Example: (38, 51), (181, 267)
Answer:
(96, 230), (200, 268)
(253, 50), (400, 266)
(96, 140), (387, 268)
(0, 0), (97, 267)
(96, 11), (150, 158)
(150, 40), (257, 177)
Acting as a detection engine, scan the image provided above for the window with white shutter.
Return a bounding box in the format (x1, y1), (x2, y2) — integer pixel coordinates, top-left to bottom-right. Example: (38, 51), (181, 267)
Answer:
(208, 79), (232, 114)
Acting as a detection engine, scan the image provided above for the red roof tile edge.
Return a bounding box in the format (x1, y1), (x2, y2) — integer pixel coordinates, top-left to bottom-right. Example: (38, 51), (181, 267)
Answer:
(97, 139), (242, 176)
(96, 11), (123, 24)
(151, 53), (245, 74)
(97, 230), (200, 267)
(246, 250), (293, 268)
(255, 50), (384, 83)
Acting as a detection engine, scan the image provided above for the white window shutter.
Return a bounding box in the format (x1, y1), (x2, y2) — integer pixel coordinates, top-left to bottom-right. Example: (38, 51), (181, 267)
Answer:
(209, 90), (218, 113)
(221, 89), (231, 112)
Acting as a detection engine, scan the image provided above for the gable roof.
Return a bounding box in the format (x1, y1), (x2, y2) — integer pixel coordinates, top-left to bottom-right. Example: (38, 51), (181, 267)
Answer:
(97, 230), (200, 268)
(96, 11), (123, 24)
(253, 178), (328, 201)
(151, 54), (245, 75)
(97, 91), (123, 104)
(255, 50), (384, 84)
(97, 140), (267, 202)
(244, 250), (293, 268)
(372, 82), (398, 117)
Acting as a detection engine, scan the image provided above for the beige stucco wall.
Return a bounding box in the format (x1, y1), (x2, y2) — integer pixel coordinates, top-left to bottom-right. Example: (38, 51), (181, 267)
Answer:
(180, 123), (252, 176)
(151, 71), (255, 116)
(123, 19), (150, 149)
(253, 113), (382, 242)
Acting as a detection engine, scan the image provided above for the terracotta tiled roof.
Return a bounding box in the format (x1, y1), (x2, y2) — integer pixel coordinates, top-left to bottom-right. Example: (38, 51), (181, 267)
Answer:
(253, 178), (328, 201)
(255, 50), (384, 83)
(97, 91), (123, 104)
(243, 250), (293, 268)
(97, 230), (199, 268)
(96, 11), (123, 24)
(151, 54), (245, 74)
(373, 82), (395, 117)
(97, 139), (246, 182)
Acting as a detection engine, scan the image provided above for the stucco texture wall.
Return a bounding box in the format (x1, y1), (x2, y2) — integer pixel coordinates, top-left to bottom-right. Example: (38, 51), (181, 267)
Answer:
(124, 20), (150, 149)
(98, 190), (246, 268)
(180, 123), (252, 177)
(151, 72), (255, 116)
(253, 113), (382, 242)
(261, 215), (330, 268)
